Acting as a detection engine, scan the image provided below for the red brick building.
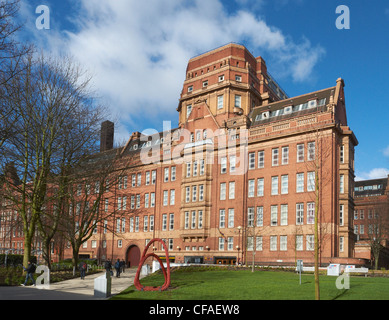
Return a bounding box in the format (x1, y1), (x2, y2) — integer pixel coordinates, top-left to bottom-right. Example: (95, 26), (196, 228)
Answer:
(2, 43), (364, 267)
(353, 176), (389, 267)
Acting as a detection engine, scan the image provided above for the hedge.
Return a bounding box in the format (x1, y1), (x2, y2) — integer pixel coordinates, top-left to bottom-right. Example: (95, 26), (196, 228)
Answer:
(0, 254), (37, 267)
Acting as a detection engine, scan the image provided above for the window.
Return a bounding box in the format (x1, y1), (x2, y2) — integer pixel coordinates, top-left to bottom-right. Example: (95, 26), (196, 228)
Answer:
(340, 174), (344, 193)
(151, 170), (156, 184)
(229, 182), (235, 199)
(228, 208), (234, 228)
(150, 192), (155, 207)
(193, 161), (198, 176)
(150, 216), (154, 231)
(200, 159), (205, 175)
(235, 75), (242, 82)
(308, 142), (315, 161)
(227, 237), (233, 251)
(271, 206), (278, 226)
(218, 75), (225, 82)
(281, 175), (288, 194)
(185, 187), (190, 203)
(248, 207), (254, 227)
(270, 236), (277, 251)
(307, 235), (314, 251)
(170, 189), (175, 205)
(272, 148), (279, 166)
(307, 202), (315, 224)
(340, 145), (344, 163)
(135, 216), (139, 232)
(256, 236), (263, 251)
(256, 206), (263, 227)
(307, 171), (315, 192)
(248, 179), (255, 197)
(258, 151), (264, 168)
(234, 95), (241, 108)
(297, 144), (304, 162)
(137, 173), (141, 186)
(281, 204), (288, 226)
(136, 194), (140, 208)
(199, 185), (204, 201)
(257, 178), (264, 196)
(164, 167), (169, 182)
(192, 185), (197, 202)
(145, 171), (150, 185)
(340, 204), (344, 226)
(171, 166), (176, 181)
(339, 236), (344, 252)
(163, 190), (168, 206)
(162, 214), (167, 231)
(187, 86), (193, 93)
(186, 162), (191, 177)
(296, 203), (304, 225)
(280, 236), (287, 251)
(230, 155), (236, 173)
(282, 147), (289, 165)
(202, 80), (208, 87)
(296, 173), (304, 193)
(271, 176), (278, 195)
(132, 174), (136, 187)
(217, 95), (224, 110)
(144, 216), (148, 232)
(247, 237), (254, 251)
(191, 211), (196, 229)
(219, 209), (225, 228)
(221, 157), (227, 174)
(198, 210), (203, 229)
(220, 183), (226, 200)
(249, 152), (255, 170)
(219, 238), (224, 251)
(185, 211), (189, 229)
(296, 235), (303, 251)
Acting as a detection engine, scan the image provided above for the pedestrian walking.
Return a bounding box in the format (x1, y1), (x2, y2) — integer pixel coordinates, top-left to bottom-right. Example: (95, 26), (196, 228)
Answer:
(79, 261), (87, 279)
(105, 259), (112, 276)
(120, 259), (125, 273)
(21, 261), (36, 286)
(114, 258), (121, 278)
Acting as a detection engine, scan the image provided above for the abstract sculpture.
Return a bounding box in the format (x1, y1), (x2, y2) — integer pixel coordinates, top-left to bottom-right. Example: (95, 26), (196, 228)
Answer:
(134, 238), (171, 291)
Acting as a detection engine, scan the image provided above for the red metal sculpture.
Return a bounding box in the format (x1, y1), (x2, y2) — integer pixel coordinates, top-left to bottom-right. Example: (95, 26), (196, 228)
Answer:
(134, 238), (171, 291)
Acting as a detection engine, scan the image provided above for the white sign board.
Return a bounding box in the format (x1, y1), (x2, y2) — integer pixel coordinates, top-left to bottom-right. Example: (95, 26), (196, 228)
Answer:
(327, 263), (340, 276)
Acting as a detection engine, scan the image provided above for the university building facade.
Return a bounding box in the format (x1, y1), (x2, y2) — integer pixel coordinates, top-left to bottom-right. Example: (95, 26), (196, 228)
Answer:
(1, 43), (366, 267)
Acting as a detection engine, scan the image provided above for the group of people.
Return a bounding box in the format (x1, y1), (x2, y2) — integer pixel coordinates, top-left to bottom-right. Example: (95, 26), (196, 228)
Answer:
(104, 258), (126, 278)
(19, 258), (128, 286)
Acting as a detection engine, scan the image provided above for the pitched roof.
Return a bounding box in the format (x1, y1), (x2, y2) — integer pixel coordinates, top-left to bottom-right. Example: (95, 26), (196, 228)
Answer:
(249, 86), (335, 127)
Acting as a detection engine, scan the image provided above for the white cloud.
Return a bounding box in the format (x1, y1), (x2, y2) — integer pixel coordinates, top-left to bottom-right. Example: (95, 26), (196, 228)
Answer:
(19, 0), (325, 141)
(355, 168), (389, 181)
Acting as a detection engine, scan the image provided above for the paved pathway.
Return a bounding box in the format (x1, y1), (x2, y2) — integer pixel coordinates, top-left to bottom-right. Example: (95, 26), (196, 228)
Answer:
(0, 267), (142, 300)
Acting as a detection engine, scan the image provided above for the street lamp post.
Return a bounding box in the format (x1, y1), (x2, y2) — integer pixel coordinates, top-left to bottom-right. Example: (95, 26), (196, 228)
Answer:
(237, 226), (242, 265)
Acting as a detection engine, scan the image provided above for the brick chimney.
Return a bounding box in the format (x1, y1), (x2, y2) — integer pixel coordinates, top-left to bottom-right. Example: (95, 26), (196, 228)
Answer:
(100, 120), (114, 152)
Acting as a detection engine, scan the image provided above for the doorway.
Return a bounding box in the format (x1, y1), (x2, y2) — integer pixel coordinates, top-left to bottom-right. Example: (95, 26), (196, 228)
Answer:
(127, 245), (140, 267)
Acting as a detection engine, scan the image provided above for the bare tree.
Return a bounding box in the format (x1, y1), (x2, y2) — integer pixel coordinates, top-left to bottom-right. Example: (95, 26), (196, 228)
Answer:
(0, 53), (108, 268)
(0, 0), (33, 150)
(366, 202), (389, 270)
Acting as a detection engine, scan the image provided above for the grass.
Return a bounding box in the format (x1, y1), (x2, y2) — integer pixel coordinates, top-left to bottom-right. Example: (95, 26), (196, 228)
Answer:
(112, 267), (389, 300)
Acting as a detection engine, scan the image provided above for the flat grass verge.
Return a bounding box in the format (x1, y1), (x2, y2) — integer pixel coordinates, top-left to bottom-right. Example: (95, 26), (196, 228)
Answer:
(112, 267), (389, 300)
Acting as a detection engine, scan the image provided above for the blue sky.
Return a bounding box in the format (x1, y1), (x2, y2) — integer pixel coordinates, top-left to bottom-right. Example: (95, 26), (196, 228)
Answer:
(16, 0), (389, 180)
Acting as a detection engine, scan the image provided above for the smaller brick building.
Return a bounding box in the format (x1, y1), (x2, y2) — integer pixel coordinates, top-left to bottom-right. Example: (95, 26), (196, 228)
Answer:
(353, 176), (389, 268)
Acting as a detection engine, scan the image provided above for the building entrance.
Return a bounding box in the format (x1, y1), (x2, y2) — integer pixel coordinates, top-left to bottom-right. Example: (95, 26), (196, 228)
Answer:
(127, 245), (140, 267)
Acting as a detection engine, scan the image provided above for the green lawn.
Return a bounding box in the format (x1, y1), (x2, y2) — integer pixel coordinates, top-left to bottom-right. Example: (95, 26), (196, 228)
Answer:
(112, 267), (389, 300)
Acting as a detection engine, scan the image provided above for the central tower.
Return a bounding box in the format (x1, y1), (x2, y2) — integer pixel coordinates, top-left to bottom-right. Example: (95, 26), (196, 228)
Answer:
(177, 43), (288, 129)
